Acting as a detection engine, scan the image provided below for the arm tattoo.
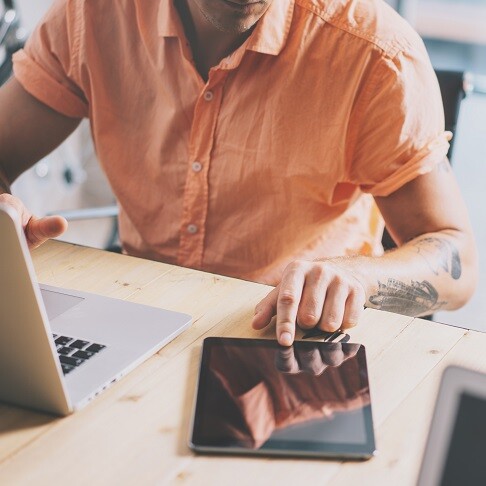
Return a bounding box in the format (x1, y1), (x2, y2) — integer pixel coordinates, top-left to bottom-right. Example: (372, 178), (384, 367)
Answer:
(369, 279), (445, 316)
(369, 237), (460, 315)
(415, 237), (462, 280)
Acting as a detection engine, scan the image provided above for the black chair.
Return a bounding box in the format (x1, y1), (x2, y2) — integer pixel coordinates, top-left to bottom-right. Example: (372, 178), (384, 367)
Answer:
(0, 0), (26, 87)
(435, 70), (473, 161)
(381, 69), (472, 251)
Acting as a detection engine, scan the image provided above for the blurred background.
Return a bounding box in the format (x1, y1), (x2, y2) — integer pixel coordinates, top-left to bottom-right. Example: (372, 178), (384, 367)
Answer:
(2, 0), (116, 250)
(3, 0), (486, 330)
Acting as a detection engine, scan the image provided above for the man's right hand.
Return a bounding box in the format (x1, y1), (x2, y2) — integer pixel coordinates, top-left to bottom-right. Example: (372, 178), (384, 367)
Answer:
(0, 193), (67, 250)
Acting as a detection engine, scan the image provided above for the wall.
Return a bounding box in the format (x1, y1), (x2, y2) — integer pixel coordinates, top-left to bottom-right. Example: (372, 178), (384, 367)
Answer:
(15, 0), (50, 32)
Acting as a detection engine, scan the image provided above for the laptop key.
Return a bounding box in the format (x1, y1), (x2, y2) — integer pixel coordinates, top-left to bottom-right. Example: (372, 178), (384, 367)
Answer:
(73, 350), (95, 360)
(61, 363), (75, 375)
(86, 343), (106, 353)
(58, 347), (76, 356)
(55, 336), (73, 346)
(70, 339), (90, 349)
(60, 355), (84, 367)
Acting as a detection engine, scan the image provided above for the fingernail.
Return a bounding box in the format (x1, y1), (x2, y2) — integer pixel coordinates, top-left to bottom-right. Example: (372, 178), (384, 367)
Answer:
(280, 332), (292, 346)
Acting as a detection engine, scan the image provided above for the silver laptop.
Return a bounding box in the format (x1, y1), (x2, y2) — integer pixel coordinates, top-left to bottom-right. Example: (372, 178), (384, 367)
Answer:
(0, 203), (191, 415)
(417, 365), (486, 486)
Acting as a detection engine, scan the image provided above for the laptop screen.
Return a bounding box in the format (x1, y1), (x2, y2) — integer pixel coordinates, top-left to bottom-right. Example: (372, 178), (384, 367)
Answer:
(440, 392), (486, 486)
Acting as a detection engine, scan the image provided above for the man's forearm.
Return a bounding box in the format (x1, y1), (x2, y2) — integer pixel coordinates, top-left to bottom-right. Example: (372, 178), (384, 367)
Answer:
(329, 230), (477, 317)
(253, 162), (477, 344)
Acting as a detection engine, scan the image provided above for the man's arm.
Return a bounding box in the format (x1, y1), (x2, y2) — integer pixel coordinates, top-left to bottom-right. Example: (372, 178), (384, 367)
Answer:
(252, 159), (478, 346)
(0, 77), (81, 188)
(0, 77), (81, 246)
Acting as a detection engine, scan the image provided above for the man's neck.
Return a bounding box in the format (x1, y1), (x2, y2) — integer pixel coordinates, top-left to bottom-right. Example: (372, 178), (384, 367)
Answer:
(176, 1), (254, 81)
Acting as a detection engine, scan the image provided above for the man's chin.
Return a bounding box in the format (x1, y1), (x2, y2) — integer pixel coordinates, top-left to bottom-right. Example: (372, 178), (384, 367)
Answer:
(197, 0), (271, 34)
(210, 19), (257, 34)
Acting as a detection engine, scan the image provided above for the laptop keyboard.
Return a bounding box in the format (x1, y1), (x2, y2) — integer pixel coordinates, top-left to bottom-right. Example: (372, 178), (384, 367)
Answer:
(53, 334), (106, 375)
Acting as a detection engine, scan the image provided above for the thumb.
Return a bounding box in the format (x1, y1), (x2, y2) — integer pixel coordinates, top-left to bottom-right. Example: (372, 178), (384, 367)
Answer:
(25, 215), (68, 249)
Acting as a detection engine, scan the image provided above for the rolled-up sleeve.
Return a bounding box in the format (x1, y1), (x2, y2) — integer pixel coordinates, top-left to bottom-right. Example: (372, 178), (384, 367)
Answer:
(347, 41), (451, 197)
(12, 0), (88, 119)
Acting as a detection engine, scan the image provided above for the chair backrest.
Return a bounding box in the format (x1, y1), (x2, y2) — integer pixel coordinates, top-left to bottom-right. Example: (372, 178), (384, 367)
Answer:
(0, 0), (26, 87)
(435, 69), (471, 162)
(381, 69), (470, 251)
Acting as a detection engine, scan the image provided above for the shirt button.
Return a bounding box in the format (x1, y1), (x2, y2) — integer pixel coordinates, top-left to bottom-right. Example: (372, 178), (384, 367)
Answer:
(192, 161), (202, 173)
(187, 224), (198, 234)
(203, 90), (214, 101)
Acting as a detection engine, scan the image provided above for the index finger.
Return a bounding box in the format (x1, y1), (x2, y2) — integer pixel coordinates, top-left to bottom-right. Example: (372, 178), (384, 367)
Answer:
(276, 263), (306, 346)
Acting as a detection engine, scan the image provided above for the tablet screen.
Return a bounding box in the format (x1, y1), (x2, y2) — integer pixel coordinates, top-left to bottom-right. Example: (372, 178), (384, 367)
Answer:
(190, 338), (376, 459)
(440, 392), (486, 486)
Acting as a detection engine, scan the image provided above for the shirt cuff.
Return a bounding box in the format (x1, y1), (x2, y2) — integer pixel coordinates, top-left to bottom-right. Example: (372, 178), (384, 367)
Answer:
(12, 49), (88, 119)
(360, 131), (452, 197)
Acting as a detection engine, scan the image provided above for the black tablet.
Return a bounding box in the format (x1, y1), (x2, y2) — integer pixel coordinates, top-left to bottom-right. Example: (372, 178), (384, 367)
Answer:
(189, 337), (376, 460)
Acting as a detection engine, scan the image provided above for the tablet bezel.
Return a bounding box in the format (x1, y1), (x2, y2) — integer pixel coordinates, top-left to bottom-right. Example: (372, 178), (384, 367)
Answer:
(417, 365), (486, 485)
(189, 337), (376, 460)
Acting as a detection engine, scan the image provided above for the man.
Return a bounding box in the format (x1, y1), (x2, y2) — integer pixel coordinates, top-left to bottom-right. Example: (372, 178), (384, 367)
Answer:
(0, 0), (478, 346)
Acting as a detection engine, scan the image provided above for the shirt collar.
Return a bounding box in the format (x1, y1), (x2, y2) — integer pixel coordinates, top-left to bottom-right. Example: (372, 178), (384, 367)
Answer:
(158, 0), (295, 57)
(158, 0), (183, 38)
(247, 0), (294, 56)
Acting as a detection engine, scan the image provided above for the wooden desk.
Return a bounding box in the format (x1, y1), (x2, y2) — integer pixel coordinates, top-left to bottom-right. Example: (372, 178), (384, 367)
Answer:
(1, 240), (485, 485)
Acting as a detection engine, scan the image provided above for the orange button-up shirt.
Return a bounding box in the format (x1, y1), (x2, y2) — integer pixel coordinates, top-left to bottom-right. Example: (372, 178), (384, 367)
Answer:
(13, 0), (450, 285)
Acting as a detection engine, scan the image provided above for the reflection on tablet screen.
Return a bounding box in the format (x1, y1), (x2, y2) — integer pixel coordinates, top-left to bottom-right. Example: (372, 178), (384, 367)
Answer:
(191, 338), (376, 459)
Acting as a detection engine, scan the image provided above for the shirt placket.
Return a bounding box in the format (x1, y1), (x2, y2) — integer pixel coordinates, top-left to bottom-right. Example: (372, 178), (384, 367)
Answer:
(177, 69), (227, 269)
